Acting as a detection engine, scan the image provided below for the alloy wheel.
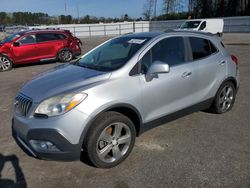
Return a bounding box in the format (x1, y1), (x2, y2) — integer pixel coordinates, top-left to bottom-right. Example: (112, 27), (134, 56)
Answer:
(60, 50), (73, 62)
(218, 85), (234, 113)
(0, 56), (11, 71)
(96, 122), (131, 163)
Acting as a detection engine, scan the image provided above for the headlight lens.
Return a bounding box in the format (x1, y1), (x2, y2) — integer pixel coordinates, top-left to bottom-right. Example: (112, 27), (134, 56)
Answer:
(34, 92), (87, 117)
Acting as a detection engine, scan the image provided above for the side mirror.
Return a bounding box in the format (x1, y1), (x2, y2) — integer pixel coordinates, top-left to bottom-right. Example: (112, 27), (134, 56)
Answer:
(13, 42), (20, 47)
(146, 61), (170, 81)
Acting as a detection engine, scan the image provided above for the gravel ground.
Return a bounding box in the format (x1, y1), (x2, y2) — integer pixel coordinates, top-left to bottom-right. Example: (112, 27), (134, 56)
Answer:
(0, 33), (249, 188)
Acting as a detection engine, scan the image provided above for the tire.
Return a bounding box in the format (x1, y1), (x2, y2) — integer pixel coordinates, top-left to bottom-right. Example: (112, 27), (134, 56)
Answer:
(57, 49), (73, 62)
(83, 111), (136, 168)
(0, 55), (13, 72)
(210, 81), (236, 114)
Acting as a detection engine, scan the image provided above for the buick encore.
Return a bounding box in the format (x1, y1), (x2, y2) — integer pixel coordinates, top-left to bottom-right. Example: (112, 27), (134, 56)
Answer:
(12, 31), (239, 168)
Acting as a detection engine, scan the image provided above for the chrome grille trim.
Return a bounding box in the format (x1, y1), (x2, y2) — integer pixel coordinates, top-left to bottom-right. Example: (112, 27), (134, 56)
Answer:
(15, 94), (32, 116)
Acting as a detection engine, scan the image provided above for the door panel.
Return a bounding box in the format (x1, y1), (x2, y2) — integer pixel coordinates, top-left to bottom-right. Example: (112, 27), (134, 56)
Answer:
(140, 63), (194, 123)
(191, 53), (227, 102)
(188, 37), (227, 102)
(36, 33), (65, 60)
(139, 36), (195, 123)
(12, 34), (38, 64)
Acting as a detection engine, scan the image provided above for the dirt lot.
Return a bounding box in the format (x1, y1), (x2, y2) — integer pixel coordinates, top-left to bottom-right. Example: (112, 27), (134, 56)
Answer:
(0, 34), (250, 188)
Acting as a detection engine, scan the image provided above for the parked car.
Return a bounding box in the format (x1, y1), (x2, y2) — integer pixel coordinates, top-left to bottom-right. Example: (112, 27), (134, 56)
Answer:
(12, 31), (239, 168)
(0, 29), (82, 71)
(179, 19), (224, 36)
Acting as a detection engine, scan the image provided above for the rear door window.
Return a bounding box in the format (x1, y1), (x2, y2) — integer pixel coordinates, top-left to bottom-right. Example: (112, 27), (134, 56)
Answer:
(36, 33), (63, 42)
(189, 37), (218, 60)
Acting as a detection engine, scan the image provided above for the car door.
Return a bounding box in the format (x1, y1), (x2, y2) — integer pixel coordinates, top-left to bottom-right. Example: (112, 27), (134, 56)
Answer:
(187, 36), (227, 102)
(12, 34), (38, 64)
(36, 33), (65, 60)
(139, 36), (195, 123)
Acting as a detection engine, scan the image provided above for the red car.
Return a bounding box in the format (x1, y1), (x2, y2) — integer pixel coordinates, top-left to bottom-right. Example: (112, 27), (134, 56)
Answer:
(0, 29), (82, 71)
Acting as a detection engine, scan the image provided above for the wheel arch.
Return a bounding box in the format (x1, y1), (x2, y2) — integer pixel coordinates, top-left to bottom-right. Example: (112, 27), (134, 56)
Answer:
(220, 77), (238, 91)
(79, 103), (143, 149)
(0, 53), (14, 64)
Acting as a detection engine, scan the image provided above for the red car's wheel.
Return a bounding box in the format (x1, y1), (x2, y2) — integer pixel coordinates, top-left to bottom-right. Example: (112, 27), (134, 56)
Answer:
(57, 49), (73, 62)
(0, 55), (13, 72)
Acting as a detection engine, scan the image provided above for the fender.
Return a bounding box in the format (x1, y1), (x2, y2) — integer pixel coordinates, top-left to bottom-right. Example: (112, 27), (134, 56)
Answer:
(78, 103), (143, 148)
(0, 53), (14, 64)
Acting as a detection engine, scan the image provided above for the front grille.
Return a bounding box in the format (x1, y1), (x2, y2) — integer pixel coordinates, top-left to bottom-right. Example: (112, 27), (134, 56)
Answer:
(15, 94), (32, 116)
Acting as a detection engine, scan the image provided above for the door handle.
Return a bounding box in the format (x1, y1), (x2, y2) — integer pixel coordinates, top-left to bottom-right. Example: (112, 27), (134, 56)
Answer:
(219, 60), (226, 65)
(182, 72), (192, 78)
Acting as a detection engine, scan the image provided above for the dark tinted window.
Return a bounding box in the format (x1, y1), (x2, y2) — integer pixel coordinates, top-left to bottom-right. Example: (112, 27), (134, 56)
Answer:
(19, 35), (36, 44)
(199, 21), (206, 30)
(209, 41), (218, 53)
(189, 37), (213, 60)
(55, 34), (67, 39)
(141, 37), (185, 74)
(36, 33), (65, 42)
(180, 21), (201, 29)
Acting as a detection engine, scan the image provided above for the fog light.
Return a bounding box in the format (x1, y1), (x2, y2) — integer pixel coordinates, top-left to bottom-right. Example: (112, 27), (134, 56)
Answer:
(30, 140), (60, 152)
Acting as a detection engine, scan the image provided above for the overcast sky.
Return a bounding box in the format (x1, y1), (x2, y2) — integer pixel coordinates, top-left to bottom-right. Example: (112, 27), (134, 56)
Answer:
(0, 0), (188, 18)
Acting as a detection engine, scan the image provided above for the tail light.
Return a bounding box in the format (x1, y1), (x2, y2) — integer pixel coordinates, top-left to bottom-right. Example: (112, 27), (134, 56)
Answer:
(231, 55), (238, 65)
(231, 55), (239, 69)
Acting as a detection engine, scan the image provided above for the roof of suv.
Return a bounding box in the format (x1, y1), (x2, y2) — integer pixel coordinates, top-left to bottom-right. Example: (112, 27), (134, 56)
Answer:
(18, 29), (71, 36)
(122, 30), (215, 40)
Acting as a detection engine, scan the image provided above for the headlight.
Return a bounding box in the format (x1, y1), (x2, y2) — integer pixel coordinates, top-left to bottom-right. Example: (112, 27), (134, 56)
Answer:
(34, 92), (87, 117)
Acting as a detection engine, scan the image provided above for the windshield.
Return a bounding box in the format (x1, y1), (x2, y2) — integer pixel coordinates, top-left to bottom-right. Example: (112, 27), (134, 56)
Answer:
(0, 33), (22, 43)
(180, 21), (201, 29)
(76, 36), (150, 72)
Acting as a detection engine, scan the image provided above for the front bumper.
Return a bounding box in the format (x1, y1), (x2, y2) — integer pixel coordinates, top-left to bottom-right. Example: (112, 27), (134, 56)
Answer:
(12, 109), (90, 161)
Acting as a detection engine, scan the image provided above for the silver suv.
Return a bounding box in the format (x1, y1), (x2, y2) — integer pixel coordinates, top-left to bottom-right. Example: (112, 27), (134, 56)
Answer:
(12, 31), (239, 168)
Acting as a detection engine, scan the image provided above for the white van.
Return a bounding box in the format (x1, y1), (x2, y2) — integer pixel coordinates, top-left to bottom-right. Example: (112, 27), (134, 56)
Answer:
(179, 19), (224, 36)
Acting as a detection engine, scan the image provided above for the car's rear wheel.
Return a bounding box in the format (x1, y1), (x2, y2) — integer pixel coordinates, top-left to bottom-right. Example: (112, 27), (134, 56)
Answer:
(0, 55), (13, 72)
(83, 111), (136, 168)
(211, 81), (236, 114)
(57, 49), (73, 62)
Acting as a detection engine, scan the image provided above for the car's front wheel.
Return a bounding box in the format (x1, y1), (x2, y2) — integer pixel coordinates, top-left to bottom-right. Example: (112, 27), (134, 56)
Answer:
(211, 81), (236, 114)
(83, 111), (136, 168)
(0, 55), (13, 72)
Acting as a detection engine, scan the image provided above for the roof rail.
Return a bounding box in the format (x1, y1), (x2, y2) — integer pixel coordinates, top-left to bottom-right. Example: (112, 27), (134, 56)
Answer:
(164, 29), (214, 37)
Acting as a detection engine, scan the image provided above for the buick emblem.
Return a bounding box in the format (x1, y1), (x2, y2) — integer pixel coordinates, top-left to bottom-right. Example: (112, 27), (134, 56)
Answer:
(14, 100), (19, 107)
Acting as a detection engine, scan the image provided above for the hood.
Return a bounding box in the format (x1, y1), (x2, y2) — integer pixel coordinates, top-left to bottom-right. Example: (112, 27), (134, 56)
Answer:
(20, 64), (111, 102)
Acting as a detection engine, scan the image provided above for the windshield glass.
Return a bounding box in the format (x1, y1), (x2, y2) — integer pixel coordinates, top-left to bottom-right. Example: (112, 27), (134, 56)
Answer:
(76, 36), (150, 72)
(180, 21), (201, 29)
(1, 33), (22, 43)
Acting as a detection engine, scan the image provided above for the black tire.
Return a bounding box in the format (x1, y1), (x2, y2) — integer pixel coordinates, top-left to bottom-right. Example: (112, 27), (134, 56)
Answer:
(210, 81), (236, 114)
(57, 49), (73, 62)
(0, 55), (13, 72)
(83, 111), (136, 168)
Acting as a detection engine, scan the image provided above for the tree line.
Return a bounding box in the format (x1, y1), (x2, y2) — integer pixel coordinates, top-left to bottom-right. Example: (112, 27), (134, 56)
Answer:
(143, 0), (250, 20)
(0, 0), (249, 26)
(0, 12), (141, 26)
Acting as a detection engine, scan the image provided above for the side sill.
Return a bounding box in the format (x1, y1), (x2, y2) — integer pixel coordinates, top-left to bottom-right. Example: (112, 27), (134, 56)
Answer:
(139, 98), (214, 136)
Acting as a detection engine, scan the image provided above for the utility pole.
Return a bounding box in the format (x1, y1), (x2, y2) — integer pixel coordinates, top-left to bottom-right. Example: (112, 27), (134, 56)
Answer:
(154, 0), (157, 20)
(64, 0), (67, 15)
(77, 3), (80, 23)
